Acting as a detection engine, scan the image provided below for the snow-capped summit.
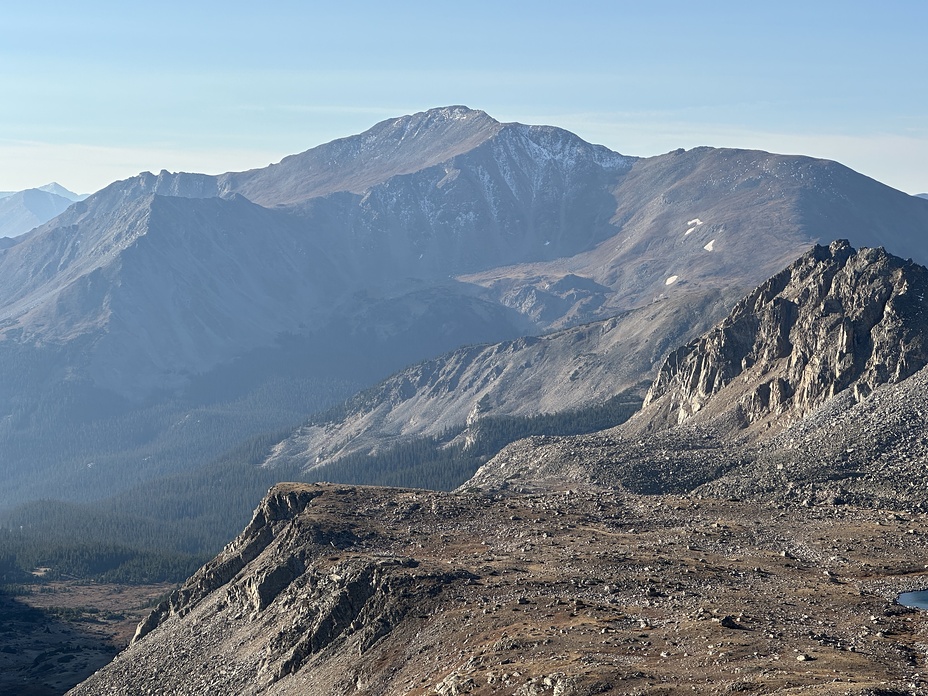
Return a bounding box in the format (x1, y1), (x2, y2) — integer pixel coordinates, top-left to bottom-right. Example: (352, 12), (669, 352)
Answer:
(37, 182), (87, 201)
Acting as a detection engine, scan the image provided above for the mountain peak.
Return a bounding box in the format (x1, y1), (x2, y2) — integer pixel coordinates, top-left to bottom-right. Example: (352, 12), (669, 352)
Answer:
(0, 185), (79, 238)
(342, 104), (502, 164)
(37, 182), (87, 201)
(638, 240), (928, 435)
(225, 106), (503, 205)
(386, 104), (497, 127)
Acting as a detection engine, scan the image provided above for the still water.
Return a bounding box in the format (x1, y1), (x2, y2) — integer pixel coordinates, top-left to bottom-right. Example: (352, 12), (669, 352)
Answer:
(897, 590), (928, 609)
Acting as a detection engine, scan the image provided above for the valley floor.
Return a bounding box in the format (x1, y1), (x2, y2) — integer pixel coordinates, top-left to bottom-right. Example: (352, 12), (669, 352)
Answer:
(0, 581), (175, 696)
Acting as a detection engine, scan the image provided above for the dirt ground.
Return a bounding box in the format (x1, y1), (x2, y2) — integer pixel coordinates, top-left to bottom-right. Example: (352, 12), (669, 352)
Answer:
(378, 490), (928, 695)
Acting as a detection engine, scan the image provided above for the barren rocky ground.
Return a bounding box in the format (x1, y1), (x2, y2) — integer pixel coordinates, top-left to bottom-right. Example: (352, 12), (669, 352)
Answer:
(69, 483), (928, 695)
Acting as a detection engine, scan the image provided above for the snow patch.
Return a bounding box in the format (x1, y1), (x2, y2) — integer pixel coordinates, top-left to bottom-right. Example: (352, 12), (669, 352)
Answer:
(684, 218), (705, 236)
(703, 239), (715, 252)
(665, 275), (679, 286)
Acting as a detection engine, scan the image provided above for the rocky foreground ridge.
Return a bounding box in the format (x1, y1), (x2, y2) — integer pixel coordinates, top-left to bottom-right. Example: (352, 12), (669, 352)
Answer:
(70, 483), (928, 696)
(71, 241), (928, 695)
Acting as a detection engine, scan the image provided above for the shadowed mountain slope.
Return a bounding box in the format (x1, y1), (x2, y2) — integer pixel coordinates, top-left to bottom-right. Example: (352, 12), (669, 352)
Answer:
(0, 108), (632, 400)
(262, 287), (740, 473)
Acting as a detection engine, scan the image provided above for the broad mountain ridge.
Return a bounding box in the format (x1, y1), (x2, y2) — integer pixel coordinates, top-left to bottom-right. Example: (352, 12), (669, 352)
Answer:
(4, 107), (928, 398)
(0, 107), (631, 399)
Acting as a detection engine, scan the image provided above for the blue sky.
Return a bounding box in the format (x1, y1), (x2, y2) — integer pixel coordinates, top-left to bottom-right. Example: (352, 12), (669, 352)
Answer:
(2, 1), (926, 195)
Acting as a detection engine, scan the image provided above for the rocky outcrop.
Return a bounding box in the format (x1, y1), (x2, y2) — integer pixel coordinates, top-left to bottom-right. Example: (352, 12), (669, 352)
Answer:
(73, 484), (485, 695)
(467, 241), (928, 506)
(639, 241), (928, 434)
(133, 485), (325, 642)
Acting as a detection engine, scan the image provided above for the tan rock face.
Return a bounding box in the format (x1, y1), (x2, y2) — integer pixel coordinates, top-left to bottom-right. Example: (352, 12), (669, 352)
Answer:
(641, 241), (928, 436)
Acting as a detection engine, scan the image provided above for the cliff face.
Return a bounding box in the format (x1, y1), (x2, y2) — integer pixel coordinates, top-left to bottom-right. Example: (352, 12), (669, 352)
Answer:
(131, 485), (326, 643)
(73, 484), (484, 695)
(639, 240), (928, 435)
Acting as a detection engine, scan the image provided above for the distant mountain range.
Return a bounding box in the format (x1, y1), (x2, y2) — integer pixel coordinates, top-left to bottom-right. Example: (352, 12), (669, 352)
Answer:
(2, 106), (928, 512)
(38, 182), (87, 200)
(8, 110), (928, 696)
(0, 182), (86, 201)
(0, 182), (86, 239)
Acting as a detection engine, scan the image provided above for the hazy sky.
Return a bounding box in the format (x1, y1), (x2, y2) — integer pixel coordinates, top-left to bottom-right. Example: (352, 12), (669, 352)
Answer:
(2, 1), (926, 195)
